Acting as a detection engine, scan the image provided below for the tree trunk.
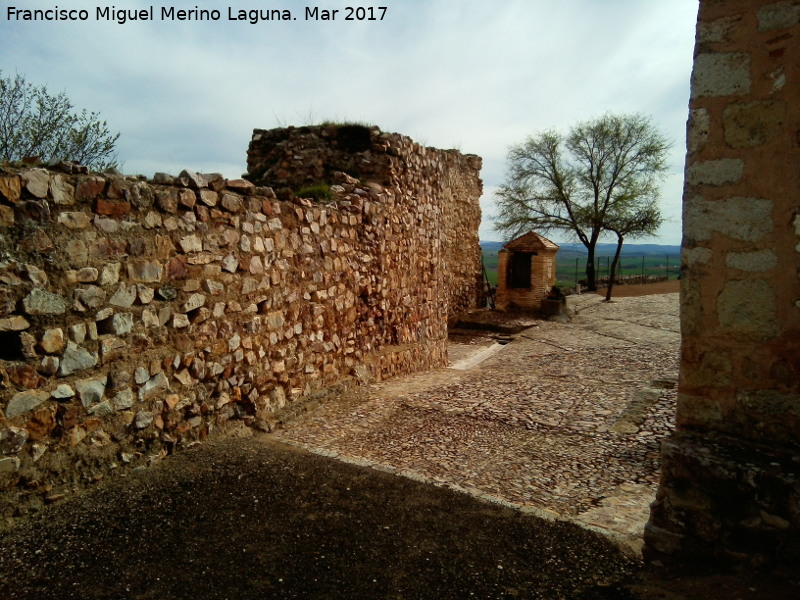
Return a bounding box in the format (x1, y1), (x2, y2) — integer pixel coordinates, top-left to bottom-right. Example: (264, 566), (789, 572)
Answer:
(605, 234), (624, 301)
(585, 245), (597, 291)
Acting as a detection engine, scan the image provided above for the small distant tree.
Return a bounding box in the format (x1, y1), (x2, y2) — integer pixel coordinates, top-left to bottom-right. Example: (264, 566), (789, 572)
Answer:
(0, 71), (119, 170)
(494, 113), (671, 291)
(603, 198), (663, 301)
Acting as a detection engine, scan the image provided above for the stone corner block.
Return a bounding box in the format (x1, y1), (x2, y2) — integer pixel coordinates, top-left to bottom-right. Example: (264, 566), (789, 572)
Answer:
(691, 52), (751, 98)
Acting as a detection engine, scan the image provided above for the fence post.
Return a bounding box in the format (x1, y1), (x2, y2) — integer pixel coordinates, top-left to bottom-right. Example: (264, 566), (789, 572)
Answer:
(575, 257), (579, 288)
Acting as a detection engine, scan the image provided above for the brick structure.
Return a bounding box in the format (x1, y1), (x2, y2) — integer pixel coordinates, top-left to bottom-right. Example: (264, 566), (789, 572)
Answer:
(495, 231), (559, 312)
(645, 0), (800, 567)
(0, 125), (483, 523)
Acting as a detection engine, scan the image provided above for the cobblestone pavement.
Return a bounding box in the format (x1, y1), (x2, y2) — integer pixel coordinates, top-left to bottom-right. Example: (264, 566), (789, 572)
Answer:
(275, 293), (680, 554)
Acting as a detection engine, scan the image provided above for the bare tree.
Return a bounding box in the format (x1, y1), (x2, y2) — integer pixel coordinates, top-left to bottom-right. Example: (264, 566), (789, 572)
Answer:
(0, 72), (119, 170)
(494, 113), (670, 291)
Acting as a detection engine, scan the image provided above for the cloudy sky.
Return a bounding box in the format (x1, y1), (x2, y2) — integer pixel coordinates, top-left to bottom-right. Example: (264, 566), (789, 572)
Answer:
(1, 0), (698, 244)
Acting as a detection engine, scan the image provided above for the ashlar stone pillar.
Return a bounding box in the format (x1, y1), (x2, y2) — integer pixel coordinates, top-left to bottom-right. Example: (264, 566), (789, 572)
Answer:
(645, 0), (800, 567)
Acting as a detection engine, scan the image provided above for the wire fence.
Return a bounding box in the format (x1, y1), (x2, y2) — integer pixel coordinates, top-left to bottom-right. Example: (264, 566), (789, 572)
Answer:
(559, 254), (680, 289)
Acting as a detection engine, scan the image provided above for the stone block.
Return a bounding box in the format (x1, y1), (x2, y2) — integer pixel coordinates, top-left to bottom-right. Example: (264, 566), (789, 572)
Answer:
(686, 159), (744, 186)
(687, 109), (710, 154)
(65, 239), (88, 266)
(757, 1), (800, 30)
(24, 265), (47, 286)
(683, 196), (773, 243)
(51, 384), (75, 399)
(99, 263), (122, 286)
(179, 169), (206, 189)
(14, 199), (50, 224)
(74, 286), (107, 311)
(58, 342), (98, 376)
(127, 261), (163, 283)
(87, 400), (113, 417)
(0, 176), (21, 203)
(167, 256), (189, 280)
(95, 198), (131, 217)
(143, 211), (162, 229)
(0, 458), (20, 473)
(249, 256), (264, 275)
(204, 279), (224, 295)
(172, 314), (190, 328)
(222, 254), (238, 273)
(134, 411), (154, 429)
(180, 293), (206, 313)
(137, 284), (155, 304)
(38, 356), (59, 375)
(49, 174), (75, 205)
(0, 427), (29, 454)
(0, 205), (13, 227)
(717, 279), (780, 340)
(198, 190), (218, 207)
(139, 372), (169, 401)
(110, 313), (134, 335)
(691, 53), (750, 98)
(174, 369), (195, 386)
(725, 250), (778, 272)
(75, 375), (108, 407)
(221, 193), (244, 212)
(73, 285), (106, 312)
(180, 234), (203, 253)
(20, 169), (49, 198)
(113, 389), (134, 410)
(76, 267), (99, 283)
(0, 316), (30, 332)
(100, 337), (127, 363)
(23, 288), (67, 315)
(723, 101), (786, 149)
(93, 215), (119, 233)
(24, 407), (56, 441)
(156, 188), (178, 213)
(40, 328), (65, 354)
(6, 390), (49, 419)
(57, 212), (92, 229)
(141, 307), (160, 328)
(697, 15), (742, 44)
(76, 176), (106, 200)
(7, 365), (45, 389)
(178, 188), (195, 208)
(267, 311), (285, 330)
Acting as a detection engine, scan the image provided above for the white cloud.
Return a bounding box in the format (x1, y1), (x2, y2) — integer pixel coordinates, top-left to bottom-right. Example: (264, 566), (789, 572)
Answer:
(0, 0), (698, 243)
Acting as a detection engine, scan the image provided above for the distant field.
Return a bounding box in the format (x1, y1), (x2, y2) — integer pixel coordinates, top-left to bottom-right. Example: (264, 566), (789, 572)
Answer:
(481, 242), (681, 288)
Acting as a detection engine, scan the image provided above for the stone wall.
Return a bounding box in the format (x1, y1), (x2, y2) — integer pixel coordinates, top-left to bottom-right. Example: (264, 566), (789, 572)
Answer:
(645, 0), (800, 567)
(0, 125), (483, 524)
(246, 125), (484, 319)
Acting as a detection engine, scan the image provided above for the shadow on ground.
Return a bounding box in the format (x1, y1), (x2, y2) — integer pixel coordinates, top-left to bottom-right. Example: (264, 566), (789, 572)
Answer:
(1, 435), (796, 599)
(0, 435), (639, 600)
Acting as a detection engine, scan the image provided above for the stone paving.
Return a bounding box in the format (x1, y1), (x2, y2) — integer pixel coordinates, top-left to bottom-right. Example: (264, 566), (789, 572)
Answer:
(274, 292), (680, 554)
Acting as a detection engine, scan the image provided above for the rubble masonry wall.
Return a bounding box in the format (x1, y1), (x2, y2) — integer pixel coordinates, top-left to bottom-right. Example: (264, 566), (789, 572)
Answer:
(0, 125), (483, 523)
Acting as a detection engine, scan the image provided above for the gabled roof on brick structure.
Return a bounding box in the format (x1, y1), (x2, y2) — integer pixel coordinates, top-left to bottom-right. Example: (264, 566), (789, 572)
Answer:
(502, 231), (559, 252)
